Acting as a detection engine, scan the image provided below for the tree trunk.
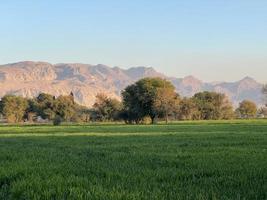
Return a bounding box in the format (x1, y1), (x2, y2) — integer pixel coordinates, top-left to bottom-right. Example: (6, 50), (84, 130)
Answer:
(165, 115), (168, 124)
(151, 116), (158, 124)
(165, 110), (169, 124)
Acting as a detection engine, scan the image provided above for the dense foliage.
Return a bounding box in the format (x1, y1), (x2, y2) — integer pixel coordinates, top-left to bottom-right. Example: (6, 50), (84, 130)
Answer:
(0, 93), (89, 123)
(236, 100), (257, 119)
(121, 78), (179, 124)
(0, 78), (265, 124)
(121, 78), (252, 123)
(192, 91), (234, 120)
(92, 93), (122, 121)
(0, 95), (28, 123)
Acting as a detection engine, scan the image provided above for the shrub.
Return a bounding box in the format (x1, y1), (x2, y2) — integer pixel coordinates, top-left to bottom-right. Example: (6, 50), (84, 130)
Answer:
(142, 116), (152, 125)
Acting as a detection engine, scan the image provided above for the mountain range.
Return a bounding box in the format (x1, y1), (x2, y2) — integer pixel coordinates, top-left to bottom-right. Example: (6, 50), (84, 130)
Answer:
(0, 61), (264, 107)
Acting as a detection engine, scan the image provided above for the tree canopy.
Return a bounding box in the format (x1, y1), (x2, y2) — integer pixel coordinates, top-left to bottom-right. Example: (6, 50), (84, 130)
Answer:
(236, 100), (257, 119)
(193, 91), (234, 120)
(0, 95), (28, 123)
(0, 79), (260, 124)
(177, 97), (200, 120)
(93, 93), (122, 121)
(122, 78), (179, 124)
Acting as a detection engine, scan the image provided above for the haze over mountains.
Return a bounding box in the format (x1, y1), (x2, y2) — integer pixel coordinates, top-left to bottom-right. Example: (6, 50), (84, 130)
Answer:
(0, 61), (263, 107)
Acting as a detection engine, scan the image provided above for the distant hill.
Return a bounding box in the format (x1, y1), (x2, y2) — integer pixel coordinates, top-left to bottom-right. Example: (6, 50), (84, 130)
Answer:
(0, 61), (264, 107)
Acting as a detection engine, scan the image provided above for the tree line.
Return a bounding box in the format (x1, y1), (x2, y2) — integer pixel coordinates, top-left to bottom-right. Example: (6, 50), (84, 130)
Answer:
(0, 78), (266, 124)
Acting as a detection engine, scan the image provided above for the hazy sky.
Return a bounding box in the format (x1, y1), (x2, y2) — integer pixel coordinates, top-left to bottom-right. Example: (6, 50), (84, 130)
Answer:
(0, 0), (267, 82)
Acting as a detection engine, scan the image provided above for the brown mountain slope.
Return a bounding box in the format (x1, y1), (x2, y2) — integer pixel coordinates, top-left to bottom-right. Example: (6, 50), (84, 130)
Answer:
(0, 61), (263, 107)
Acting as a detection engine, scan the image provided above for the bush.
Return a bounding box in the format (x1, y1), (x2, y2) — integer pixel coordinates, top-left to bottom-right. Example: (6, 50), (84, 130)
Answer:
(142, 116), (152, 125)
(53, 115), (62, 126)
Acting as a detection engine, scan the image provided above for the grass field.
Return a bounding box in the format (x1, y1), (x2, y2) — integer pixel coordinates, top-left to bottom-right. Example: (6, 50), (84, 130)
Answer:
(0, 120), (266, 199)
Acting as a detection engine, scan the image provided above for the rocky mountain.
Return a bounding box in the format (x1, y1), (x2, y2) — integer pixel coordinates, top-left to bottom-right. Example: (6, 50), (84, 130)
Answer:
(0, 61), (264, 107)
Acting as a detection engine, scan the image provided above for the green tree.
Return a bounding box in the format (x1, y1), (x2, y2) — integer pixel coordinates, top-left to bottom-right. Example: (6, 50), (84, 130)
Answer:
(154, 87), (180, 123)
(0, 95), (28, 123)
(74, 106), (91, 123)
(93, 93), (122, 121)
(1, 92), (89, 124)
(35, 93), (56, 120)
(122, 78), (178, 124)
(121, 84), (143, 124)
(34, 93), (79, 122)
(54, 95), (76, 121)
(236, 100), (257, 119)
(220, 97), (235, 119)
(177, 97), (200, 120)
(25, 98), (39, 122)
(193, 91), (234, 120)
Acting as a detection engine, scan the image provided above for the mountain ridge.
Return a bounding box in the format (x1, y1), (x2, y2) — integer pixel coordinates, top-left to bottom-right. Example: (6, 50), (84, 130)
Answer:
(0, 61), (264, 107)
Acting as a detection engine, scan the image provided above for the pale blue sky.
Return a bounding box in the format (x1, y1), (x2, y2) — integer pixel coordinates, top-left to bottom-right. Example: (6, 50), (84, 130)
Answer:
(0, 0), (267, 82)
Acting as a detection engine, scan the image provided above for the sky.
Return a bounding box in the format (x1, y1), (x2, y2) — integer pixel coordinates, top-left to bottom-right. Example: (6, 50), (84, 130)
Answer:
(0, 0), (267, 82)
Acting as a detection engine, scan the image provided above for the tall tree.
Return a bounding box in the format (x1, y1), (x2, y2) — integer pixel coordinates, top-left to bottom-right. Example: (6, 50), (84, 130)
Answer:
(122, 78), (178, 124)
(25, 98), (38, 122)
(0, 95), (28, 123)
(54, 94), (76, 121)
(35, 93), (56, 120)
(220, 96), (235, 119)
(154, 87), (180, 123)
(236, 100), (257, 119)
(193, 91), (234, 120)
(177, 98), (200, 120)
(121, 84), (144, 124)
(93, 93), (122, 121)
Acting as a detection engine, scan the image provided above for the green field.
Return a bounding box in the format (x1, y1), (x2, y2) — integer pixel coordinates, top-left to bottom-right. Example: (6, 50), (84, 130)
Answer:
(0, 120), (266, 200)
